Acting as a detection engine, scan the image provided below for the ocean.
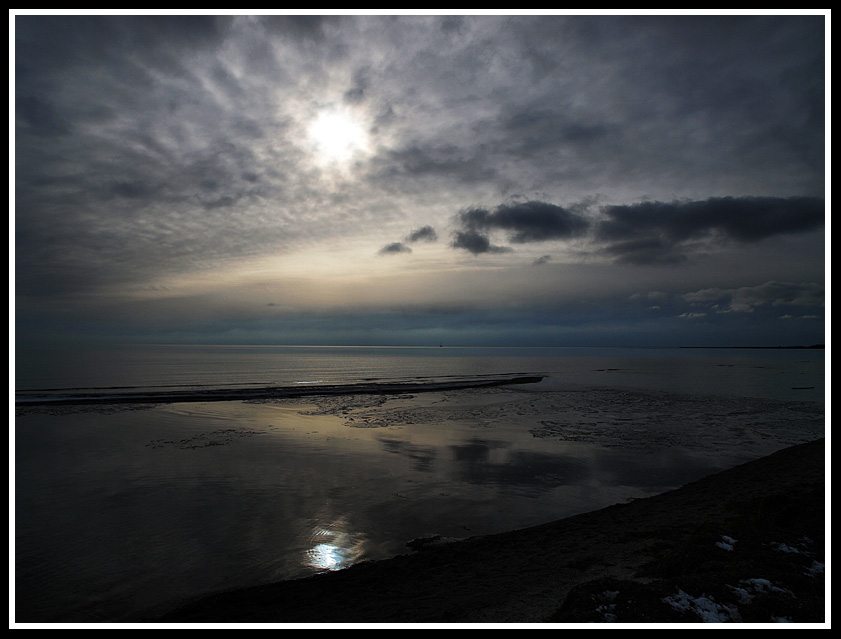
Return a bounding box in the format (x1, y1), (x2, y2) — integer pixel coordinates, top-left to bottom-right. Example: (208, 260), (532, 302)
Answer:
(13, 345), (826, 622)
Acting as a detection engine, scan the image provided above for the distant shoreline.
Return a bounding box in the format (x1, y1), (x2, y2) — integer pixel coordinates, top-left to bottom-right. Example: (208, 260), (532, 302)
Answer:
(679, 344), (824, 350)
(16, 342), (826, 352)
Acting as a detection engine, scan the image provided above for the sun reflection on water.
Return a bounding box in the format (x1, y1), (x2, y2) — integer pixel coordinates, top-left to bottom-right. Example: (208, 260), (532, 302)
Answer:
(304, 518), (367, 572)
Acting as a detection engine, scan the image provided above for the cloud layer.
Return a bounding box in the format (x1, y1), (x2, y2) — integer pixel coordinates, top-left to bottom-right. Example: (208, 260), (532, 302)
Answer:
(13, 13), (826, 347)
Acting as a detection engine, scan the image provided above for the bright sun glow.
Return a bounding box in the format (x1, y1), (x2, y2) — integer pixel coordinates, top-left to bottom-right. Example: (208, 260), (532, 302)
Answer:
(308, 108), (368, 164)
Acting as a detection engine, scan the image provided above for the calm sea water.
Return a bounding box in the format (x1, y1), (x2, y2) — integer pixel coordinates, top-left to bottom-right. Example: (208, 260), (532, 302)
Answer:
(13, 345), (826, 622)
(14, 343), (827, 401)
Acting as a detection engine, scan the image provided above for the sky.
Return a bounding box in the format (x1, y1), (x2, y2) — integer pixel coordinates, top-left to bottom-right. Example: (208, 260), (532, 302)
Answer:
(12, 11), (829, 348)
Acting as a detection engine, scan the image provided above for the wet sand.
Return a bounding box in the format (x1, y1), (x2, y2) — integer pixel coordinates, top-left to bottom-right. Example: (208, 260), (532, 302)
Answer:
(155, 438), (826, 624)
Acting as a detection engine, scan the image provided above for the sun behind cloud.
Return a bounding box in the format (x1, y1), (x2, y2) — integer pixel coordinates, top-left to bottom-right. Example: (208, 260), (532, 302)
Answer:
(308, 107), (370, 165)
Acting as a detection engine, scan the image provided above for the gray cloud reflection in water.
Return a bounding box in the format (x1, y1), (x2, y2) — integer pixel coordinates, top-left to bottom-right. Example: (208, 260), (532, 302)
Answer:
(376, 433), (596, 495)
(377, 436), (439, 473)
(448, 439), (593, 494)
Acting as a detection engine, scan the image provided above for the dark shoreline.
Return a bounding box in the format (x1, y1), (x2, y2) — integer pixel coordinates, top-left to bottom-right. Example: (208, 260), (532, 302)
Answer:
(154, 438), (826, 624)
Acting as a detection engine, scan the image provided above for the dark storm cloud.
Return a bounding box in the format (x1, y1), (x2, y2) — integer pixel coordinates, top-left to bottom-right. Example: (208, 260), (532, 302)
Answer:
(598, 196), (824, 243)
(596, 196), (824, 264)
(454, 201), (590, 248)
(378, 242), (412, 255)
(378, 225), (437, 257)
(405, 225), (438, 243)
(447, 194), (824, 265)
(601, 237), (690, 266)
(450, 230), (512, 255)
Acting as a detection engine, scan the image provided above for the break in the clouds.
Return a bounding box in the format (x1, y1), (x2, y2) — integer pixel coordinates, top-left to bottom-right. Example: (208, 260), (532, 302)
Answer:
(13, 13), (826, 347)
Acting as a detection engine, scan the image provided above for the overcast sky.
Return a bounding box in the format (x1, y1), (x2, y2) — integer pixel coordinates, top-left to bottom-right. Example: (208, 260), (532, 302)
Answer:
(13, 12), (827, 347)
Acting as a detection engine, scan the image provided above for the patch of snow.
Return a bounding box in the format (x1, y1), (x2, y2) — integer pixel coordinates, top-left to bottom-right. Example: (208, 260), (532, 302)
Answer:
(770, 540), (824, 576)
(728, 578), (793, 602)
(662, 589), (739, 622)
(743, 577), (775, 590)
(596, 604), (617, 622)
(772, 537), (814, 555)
(773, 542), (801, 553)
(594, 590), (619, 622)
(728, 586), (754, 605)
(716, 534), (737, 551)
